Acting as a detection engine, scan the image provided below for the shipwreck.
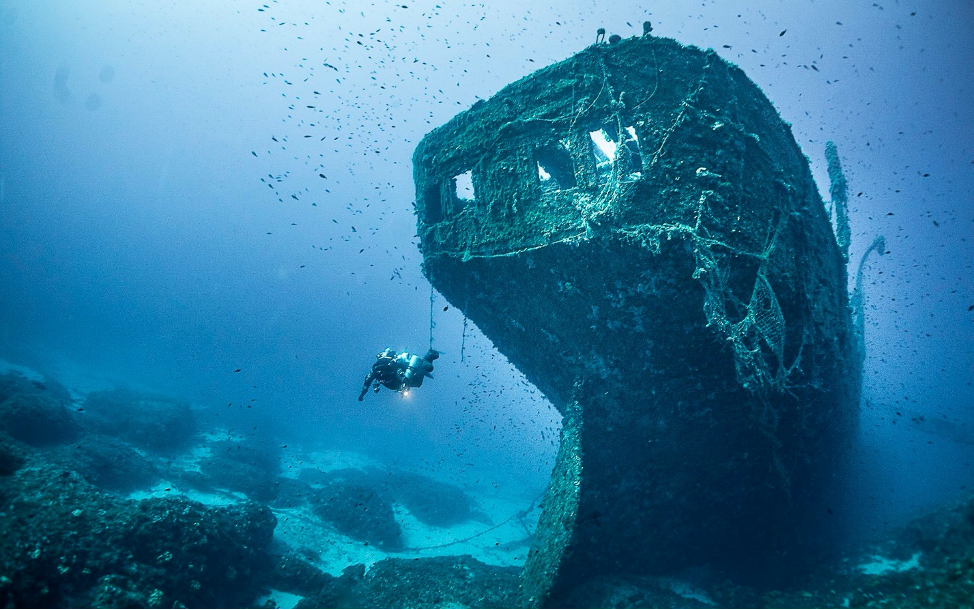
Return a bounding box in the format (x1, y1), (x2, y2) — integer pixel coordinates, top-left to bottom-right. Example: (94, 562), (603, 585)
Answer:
(413, 34), (860, 607)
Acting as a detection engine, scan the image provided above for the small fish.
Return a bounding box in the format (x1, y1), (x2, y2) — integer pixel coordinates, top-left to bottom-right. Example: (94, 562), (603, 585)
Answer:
(443, 306), (449, 311)
(234, 368), (242, 373)
(251, 151), (258, 157)
(779, 29), (787, 36)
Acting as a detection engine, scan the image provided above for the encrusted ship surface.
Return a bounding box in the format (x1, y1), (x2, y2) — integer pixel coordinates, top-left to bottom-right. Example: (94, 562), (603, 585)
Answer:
(413, 35), (860, 607)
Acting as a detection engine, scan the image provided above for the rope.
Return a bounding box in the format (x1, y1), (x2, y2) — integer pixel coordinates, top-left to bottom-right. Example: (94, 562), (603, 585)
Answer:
(403, 491), (546, 552)
(272, 490), (547, 555)
(428, 285), (435, 350)
(460, 279), (469, 363)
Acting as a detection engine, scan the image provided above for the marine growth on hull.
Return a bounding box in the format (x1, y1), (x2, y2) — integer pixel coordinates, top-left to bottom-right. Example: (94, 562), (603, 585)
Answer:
(413, 34), (861, 606)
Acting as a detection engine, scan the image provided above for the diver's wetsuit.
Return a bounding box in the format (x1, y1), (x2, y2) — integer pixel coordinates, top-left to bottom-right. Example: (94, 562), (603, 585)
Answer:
(358, 349), (402, 400)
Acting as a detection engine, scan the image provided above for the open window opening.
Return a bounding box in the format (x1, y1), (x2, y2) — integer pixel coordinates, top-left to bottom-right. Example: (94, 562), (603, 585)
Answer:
(537, 143), (577, 190)
(453, 170), (476, 205)
(590, 126), (643, 180)
(589, 129), (617, 166)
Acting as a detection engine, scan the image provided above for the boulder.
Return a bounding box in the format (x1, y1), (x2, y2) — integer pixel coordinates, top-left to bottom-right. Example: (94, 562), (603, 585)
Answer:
(0, 392), (78, 446)
(296, 555), (520, 609)
(45, 434), (159, 493)
(310, 480), (404, 551)
(0, 433), (26, 476)
(198, 436), (282, 503)
(81, 388), (196, 455)
(0, 459), (276, 608)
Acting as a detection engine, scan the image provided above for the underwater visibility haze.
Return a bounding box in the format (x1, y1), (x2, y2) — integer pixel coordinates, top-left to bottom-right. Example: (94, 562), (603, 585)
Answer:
(0, 0), (972, 607)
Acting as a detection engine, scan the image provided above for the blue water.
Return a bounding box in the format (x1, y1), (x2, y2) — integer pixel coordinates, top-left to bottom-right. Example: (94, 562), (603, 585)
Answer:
(1, 1), (972, 606)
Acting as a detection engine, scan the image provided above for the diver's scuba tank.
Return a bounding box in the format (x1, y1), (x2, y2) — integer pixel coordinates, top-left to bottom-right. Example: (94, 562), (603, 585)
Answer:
(402, 354), (430, 388)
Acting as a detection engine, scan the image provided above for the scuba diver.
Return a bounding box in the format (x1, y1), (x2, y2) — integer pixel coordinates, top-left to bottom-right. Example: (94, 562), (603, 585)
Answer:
(358, 347), (440, 401)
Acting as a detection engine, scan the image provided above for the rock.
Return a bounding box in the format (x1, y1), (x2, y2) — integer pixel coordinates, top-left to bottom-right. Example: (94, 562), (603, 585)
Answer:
(87, 574), (152, 608)
(44, 434), (160, 493)
(295, 564), (366, 609)
(359, 555), (520, 608)
(760, 493), (974, 609)
(0, 457), (276, 608)
(81, 387), (197, 455)
(383, 469), (490, 527)
(0, 371), (69, 404)
(296, 465), (334, 486)
(310, 480), (404, 550)
(268, 475), (316, 509)
(0, 371), (32, 403)
(123, 497), (276, 604)
(0, 433), (26, 476)
(198, 437), (282, 503)
(300, 466), (487, 527)
(557, 573), (719, 608)
(268, 553), (335, 597)
(296, 555), (520, 609)
(0, 392), (78, 446)
(0, 372), (79, 447)
(413, 35), (860, 604)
